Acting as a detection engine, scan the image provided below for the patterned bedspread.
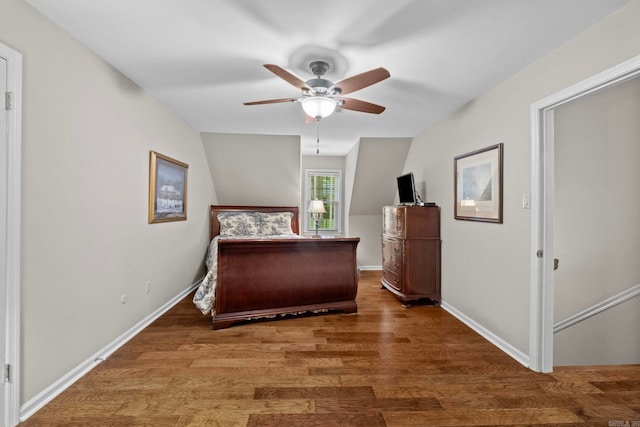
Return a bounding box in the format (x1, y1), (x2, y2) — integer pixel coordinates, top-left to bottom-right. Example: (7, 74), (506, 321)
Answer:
(192, 235), (304, 315)
(192, 237), (220, 315)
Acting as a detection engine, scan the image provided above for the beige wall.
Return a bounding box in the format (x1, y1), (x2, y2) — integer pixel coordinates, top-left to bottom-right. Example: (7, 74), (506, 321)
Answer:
(553, 76), (640, 365)
(405, 1), (640, 356)
(1, 0), (216, 404)
(201, 133), (301, 207)
(350, 137), (412, 215)
(348, 215), (384, 268)
(554, 298), (640, 365)
(343, 141), (360, 237)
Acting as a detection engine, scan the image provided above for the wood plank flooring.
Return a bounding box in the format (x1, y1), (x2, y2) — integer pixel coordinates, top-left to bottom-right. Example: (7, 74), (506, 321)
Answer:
(21, 271), (640, 426)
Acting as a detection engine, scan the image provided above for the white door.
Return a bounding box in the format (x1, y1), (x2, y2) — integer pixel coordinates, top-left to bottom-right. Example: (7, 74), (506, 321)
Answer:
(0, 54), (8, 425)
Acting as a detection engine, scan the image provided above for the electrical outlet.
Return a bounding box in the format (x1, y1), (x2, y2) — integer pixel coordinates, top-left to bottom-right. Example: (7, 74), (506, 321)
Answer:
(145, 280), (151, 294)
(121, 294), (128, 304)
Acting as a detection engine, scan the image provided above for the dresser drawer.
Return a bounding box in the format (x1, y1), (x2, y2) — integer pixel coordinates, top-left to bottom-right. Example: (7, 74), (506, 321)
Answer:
(382, 268), (402, 292)
(381, 237), (403, 274)
(383, 206), (404, 237)
(383, 205), (440, 238)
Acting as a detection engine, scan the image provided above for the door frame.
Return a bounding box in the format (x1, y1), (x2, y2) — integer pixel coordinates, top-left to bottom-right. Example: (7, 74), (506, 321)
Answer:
(0, 42), (22, 427)
(529, 54), (640, 373)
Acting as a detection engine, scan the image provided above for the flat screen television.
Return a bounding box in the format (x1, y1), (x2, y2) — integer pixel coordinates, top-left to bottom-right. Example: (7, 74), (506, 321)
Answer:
(397, 172), (416, 205)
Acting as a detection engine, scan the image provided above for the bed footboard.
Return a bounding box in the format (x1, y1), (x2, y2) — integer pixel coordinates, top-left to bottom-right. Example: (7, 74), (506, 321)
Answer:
(213, 237), (359, 329)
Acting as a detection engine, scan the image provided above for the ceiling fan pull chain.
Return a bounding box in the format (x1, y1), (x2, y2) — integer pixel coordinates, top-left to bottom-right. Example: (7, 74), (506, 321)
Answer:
(316, 119), (320, 154)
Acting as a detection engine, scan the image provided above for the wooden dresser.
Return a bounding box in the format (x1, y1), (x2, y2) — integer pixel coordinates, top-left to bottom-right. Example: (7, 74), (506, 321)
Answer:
(381, 205), (441, 305)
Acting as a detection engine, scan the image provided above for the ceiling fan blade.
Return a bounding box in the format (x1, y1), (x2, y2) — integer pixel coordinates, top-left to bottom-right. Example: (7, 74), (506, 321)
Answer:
(305, 114), (317, 124)
(243, 97), (299, 106)
(340, 97), (386, 114)
(264, 64), (316, 95)
(334, 67), (390, 95)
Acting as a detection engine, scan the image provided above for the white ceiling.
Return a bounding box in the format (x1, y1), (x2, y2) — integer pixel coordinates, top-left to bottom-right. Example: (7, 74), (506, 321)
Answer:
(26, 0), (628, 155)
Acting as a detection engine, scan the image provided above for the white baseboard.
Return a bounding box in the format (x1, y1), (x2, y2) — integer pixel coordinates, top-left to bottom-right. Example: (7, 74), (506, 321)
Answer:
(358, 265), (382, 271)
(441, 301), (530, 368)
(19, 278), (203, 422)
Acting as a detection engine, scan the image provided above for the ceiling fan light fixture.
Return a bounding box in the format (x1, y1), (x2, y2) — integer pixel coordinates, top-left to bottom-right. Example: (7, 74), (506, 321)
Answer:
(301, 96), (337, 119)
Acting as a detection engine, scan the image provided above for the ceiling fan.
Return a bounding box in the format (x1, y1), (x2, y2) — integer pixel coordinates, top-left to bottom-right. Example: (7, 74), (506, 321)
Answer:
(244, 60), (390, 121)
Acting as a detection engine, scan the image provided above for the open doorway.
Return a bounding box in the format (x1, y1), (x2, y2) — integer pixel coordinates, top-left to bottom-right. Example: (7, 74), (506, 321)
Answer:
(530, 54), (640, 372)
(552, 76), (640, 366)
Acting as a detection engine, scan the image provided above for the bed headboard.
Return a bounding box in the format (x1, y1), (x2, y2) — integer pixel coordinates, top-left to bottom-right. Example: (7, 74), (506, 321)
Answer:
(209, 205), (300, 240)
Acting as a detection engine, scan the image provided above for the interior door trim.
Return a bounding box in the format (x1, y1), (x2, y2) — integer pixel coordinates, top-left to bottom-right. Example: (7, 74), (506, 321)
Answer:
(0, 41), (22, 427)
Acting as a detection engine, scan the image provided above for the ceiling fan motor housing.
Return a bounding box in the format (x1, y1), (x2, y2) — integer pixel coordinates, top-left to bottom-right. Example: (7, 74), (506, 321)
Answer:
(305, 78), (334, 95)
(306, 61), (340, 95)
(309, 60), (330, 77)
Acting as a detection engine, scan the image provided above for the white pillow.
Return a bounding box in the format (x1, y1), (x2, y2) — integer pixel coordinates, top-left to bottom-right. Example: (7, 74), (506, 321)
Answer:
(217, 212), (259, 237)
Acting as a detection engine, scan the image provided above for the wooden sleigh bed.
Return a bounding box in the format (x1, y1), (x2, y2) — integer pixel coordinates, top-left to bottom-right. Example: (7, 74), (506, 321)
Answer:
(194, 205), (360, 329)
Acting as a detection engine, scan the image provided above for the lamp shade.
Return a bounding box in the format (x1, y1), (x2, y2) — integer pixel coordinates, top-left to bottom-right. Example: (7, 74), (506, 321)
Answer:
(308, 199), (326, 214)
(301, 96), (337, 119)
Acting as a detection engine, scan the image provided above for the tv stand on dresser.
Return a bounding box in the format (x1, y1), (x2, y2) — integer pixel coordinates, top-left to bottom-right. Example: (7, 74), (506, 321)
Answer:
(381, 205), (441, 305)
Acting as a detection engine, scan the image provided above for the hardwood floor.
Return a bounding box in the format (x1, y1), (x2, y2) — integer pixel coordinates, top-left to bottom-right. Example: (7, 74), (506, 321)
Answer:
(21, 271), (640, 426)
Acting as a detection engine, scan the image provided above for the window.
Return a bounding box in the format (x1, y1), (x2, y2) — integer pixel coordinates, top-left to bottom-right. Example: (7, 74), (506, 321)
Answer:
(304, 169), (341, 234)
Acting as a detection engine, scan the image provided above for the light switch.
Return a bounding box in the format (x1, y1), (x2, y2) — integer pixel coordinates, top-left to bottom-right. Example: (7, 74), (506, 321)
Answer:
(522, 194), (530, 209)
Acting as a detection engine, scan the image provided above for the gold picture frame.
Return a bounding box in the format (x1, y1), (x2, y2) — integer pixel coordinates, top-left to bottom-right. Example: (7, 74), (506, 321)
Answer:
(454, 143), (503, 223)
(148, 151), (188, 223)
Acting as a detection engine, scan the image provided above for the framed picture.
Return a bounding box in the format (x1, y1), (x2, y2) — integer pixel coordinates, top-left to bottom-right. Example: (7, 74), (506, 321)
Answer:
(454, 143), (503, 223)
(148, 151), (188, 223)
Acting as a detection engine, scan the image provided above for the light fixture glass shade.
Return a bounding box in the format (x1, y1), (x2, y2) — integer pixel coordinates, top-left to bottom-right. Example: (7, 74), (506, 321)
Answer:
(308, 199), (326, 214)
(301, 96), (337, 119)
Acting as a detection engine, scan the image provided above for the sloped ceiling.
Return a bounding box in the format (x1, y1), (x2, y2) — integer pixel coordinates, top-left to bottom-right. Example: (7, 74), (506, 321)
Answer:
(24, 0), (629, 155)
